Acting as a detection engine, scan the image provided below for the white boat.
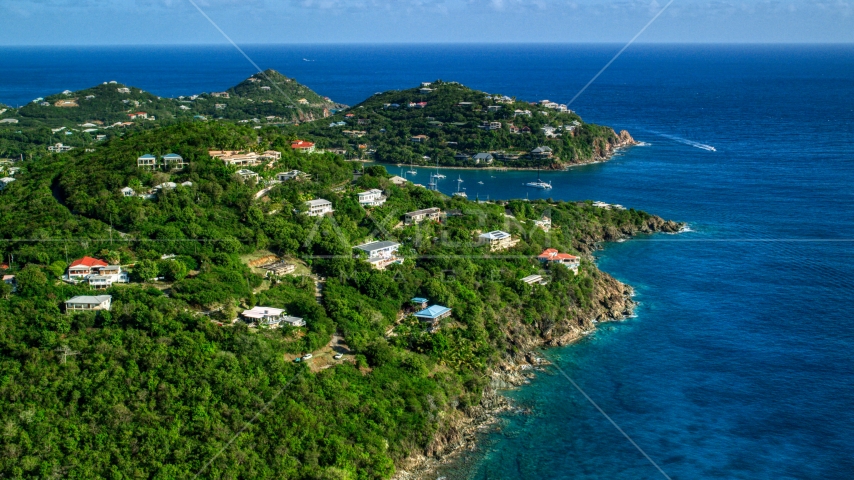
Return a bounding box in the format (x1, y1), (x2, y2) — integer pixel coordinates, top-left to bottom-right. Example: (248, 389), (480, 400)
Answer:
(434, 158), (446, 179)
(525, 166), (552, 189)
(478, 181), (484, 185)
(407, 159), (417, 175)
(453, 176), (467, 198)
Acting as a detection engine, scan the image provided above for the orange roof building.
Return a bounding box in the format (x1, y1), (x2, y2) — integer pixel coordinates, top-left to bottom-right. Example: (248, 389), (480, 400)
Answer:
(537, 248), (580, 271)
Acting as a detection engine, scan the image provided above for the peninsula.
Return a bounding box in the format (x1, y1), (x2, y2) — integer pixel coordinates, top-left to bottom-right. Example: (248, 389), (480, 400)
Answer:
(0, 73), (679, 479)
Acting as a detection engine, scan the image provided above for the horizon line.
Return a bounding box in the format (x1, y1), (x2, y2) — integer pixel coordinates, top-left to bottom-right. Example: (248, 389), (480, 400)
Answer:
(2, 41), (854, 48)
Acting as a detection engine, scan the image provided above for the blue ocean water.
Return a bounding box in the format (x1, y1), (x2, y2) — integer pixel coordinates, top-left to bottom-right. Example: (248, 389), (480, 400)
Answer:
(3, 44), (853, 479)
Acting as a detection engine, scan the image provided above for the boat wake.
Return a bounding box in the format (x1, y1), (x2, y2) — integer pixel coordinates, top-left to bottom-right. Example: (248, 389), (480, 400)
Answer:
(648, 131), (716, 152)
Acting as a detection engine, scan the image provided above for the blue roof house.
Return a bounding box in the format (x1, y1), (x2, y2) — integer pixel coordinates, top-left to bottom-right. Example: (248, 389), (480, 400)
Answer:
(414, 305), (452, 322)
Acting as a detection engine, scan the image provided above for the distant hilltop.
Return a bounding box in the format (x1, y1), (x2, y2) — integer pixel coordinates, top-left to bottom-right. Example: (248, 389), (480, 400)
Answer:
(10, 69), (346, 128)
(292, 79), (635, 169)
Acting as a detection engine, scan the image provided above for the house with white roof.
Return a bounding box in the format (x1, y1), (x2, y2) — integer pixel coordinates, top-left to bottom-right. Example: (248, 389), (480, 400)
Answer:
(0, 177), (14, 190)
(353, 240), (402, 270)
(477, 230), (519, 252)
(358, 189), (386, 207)
(241, 306), (305, 328)
(305, 199), (333, 217)
(120, 187), (135, 197)
(521, 274), (548, 286)
(48, 143), (74, 153)
(277, 170), (307, 182)
(65, 295), (112, 313)
(389, 175), (409, 186)
(137, 154), (158, 169)
(161, 153), (186, 170)
(237, 168), (258, 181)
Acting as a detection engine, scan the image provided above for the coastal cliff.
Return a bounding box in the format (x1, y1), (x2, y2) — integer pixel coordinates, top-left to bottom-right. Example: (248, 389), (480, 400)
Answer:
(393, 215), (682, 480)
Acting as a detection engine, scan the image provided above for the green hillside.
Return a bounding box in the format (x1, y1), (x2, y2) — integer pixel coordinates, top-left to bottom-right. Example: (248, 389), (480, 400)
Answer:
(289, 80), (633, 168)
(0, 70), (340, 158)
(0, 116), (680, 478)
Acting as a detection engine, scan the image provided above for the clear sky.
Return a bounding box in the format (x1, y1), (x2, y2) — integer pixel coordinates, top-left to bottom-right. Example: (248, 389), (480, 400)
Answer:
(1, 0), (852, 45)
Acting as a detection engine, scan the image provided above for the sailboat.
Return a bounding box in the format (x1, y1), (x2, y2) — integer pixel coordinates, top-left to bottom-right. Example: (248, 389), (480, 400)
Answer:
(434, 158), (446, 179)
(407, 159), (417, 176)
(525, 166), (552, 189)
(453, 175), (467, 198)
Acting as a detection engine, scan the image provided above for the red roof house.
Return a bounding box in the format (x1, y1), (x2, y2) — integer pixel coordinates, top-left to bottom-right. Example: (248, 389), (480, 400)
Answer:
(68, 256), (109, 277)
(537, 249), (580, 270)
(291, 141), (316, 153)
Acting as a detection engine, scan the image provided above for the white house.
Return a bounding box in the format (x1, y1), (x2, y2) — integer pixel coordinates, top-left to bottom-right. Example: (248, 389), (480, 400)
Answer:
(477, 231), (519, 252)
(161, 153), (186, 170)
(120, 187), (135, 197)
(236, 169), (259, 181)
(277, 170), (306, 182)
(137, 154), (158, 169)
(358, 189), (386, 207)
(521, 274), (548, 286)
(0, 177), (14, 190)
(48, 143), (74, 153)
(87, 265), (130, 289)
(241, 306), (305, 328)
(404, 207), (442, 225)
(353, 240), (402, 270)
(305, 199), (333, 216)
(65, 295), (112, 313)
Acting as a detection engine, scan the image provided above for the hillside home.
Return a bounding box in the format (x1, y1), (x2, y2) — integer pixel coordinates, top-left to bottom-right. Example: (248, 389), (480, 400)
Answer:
(389, 176), (409, 186)
(48, 143), (74, 153)
(137, 154), (158, 169)
(236, 169), (259, 181)
(305, 198), (333, 217)
(533, 216), (551, 232)
(117, 88), (130, 93)
(353, 240), (402, 270)
(54, 99), (79, 107)
(538, 248), (580, 272)
(0, 178), (14, 190)
(65, 295), (112, 313)
(473, 153), (494, 164)
(88, 265), (129, 289)
(487, 105), (502, 112)
(410, 135), (429, 143)
(414, 304), (452, 324)
(357, 189), (386, 207)
(298, 98), (310, 105)
(2, 275), (15, 293)
(531, 146), (553, 159)
(128, 112), (148, 120)
(404, 207), (442, 225)
(161, 153), (186, 170)
(261, 262), (295, 276)
(291, 140), (316, 153)
(210, 150), (261, 166)
(211, 92), (229, 98)
(261, 150), (281, 161)
(120, 187), (135, 197)
(419, 88), (433, 94)
(277, 170), (306, 182)
(240, 306), (305, 328)
(477, 231), (519, 252)
(521, 274), (548, 286)
(67, 257), (109, 279)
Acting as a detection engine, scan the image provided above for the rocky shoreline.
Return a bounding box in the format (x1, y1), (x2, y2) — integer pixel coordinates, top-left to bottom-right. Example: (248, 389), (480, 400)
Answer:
(370, 129), (638, 172)
(392, 216), (683, 480)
